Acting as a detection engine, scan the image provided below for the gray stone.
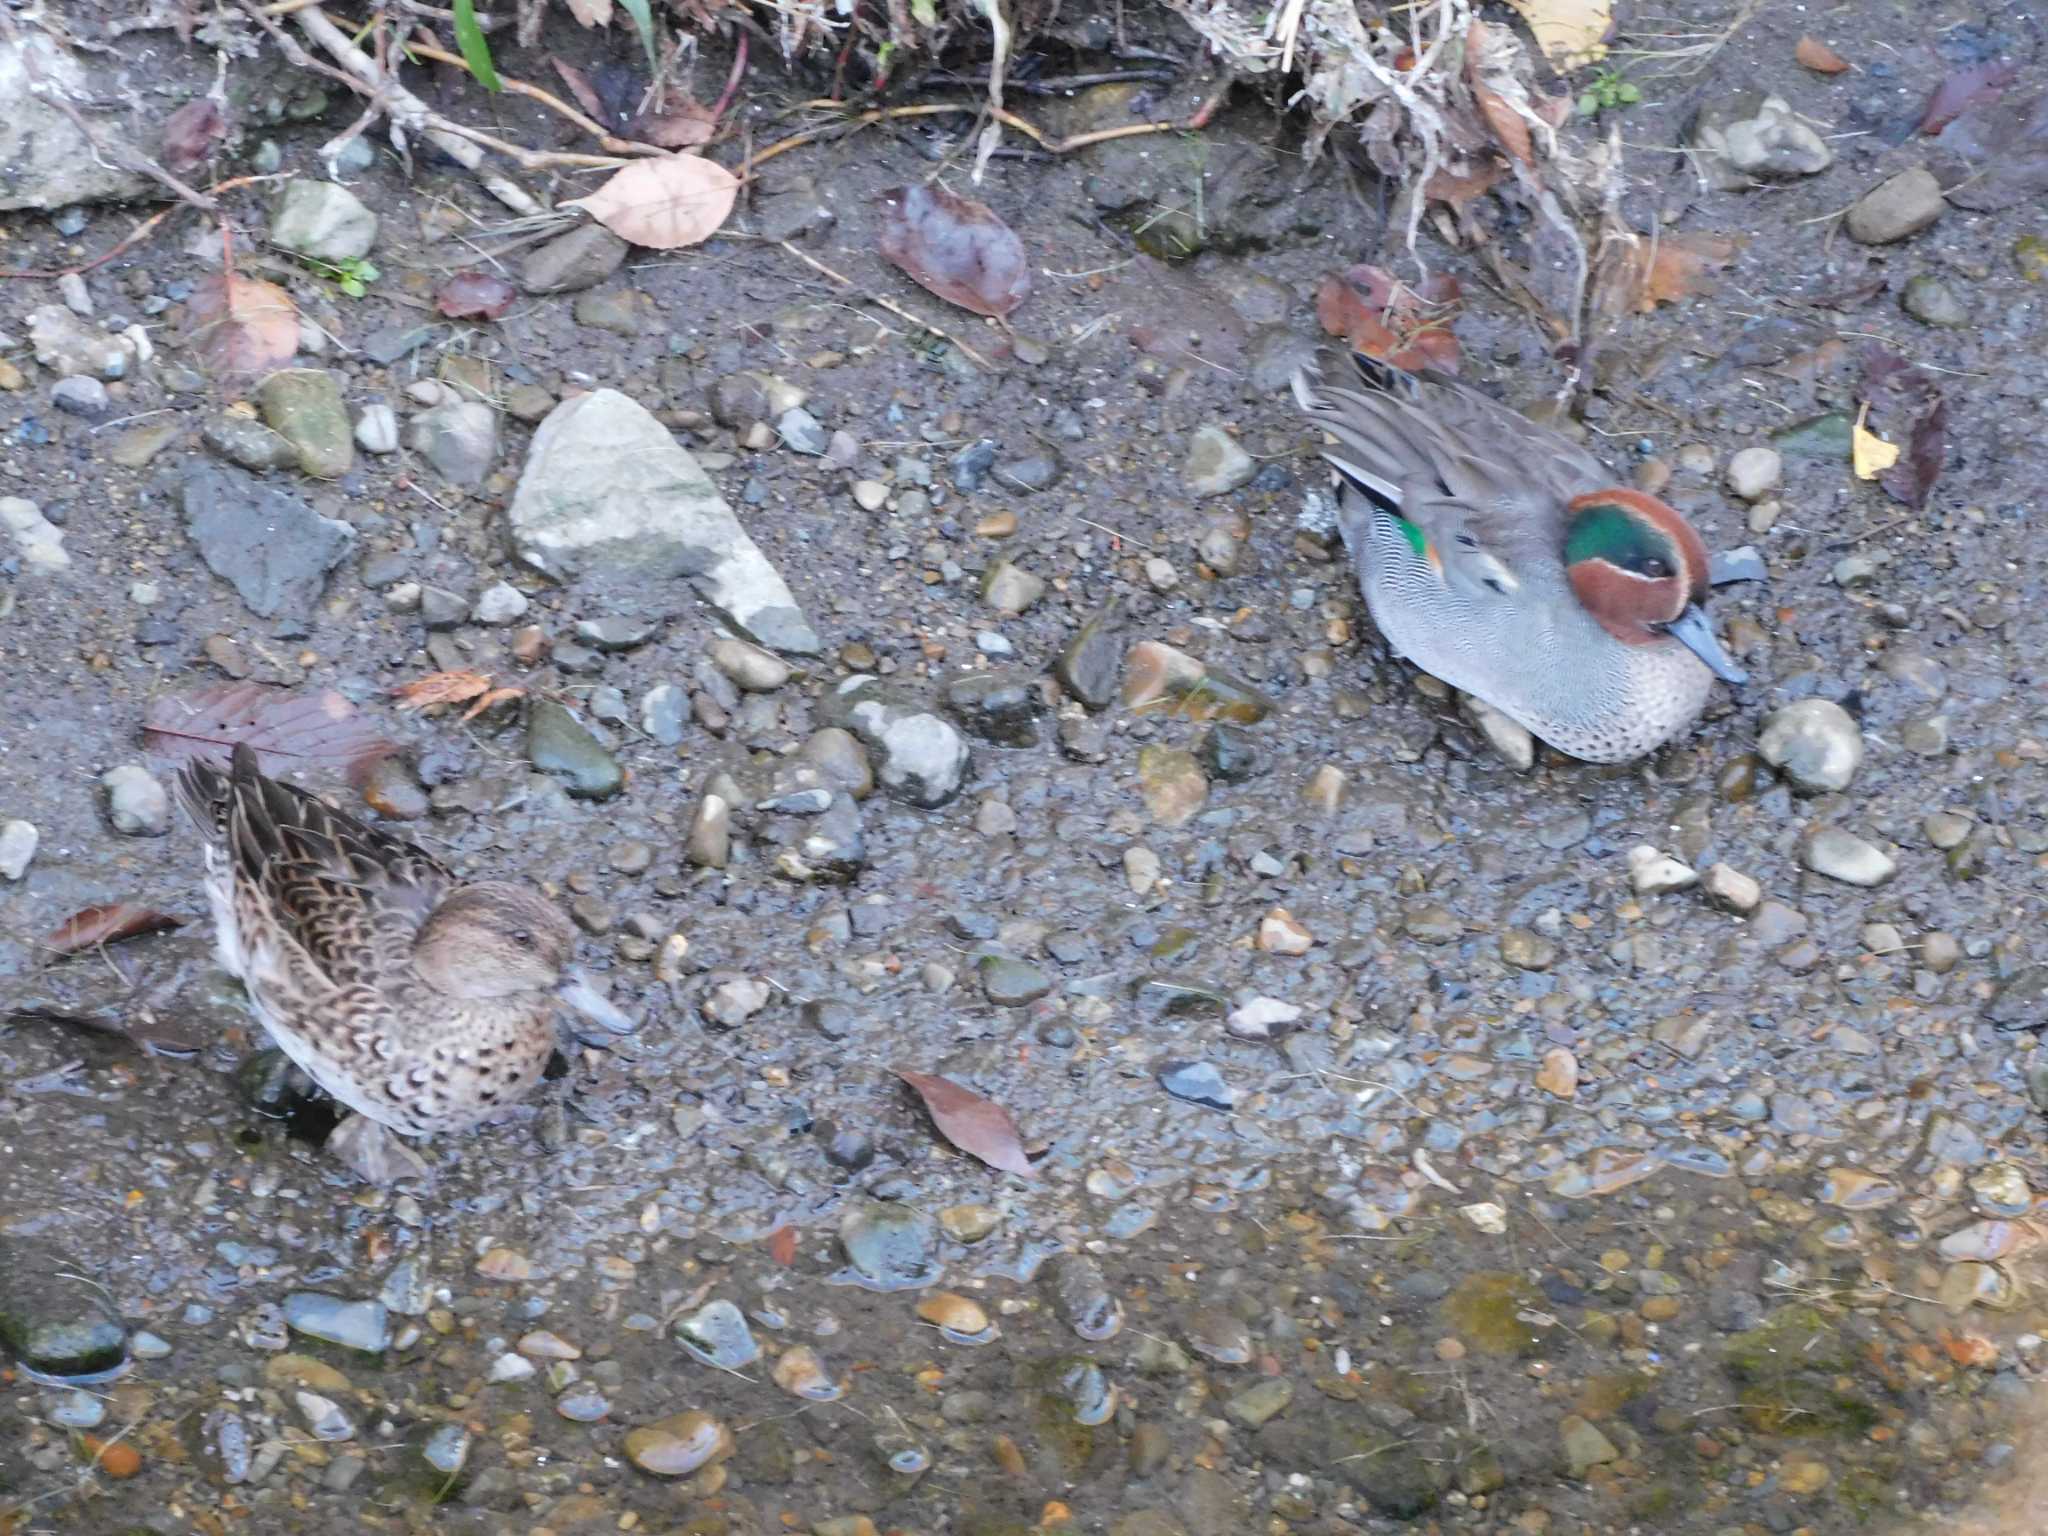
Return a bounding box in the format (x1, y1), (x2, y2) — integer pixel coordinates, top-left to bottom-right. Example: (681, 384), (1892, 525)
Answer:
(102, 764), (169, 836)
(981, 559), (1046, 616)
(522, 223), (630, 293)
(1758, 698), (1863, 792)
(641, 684), (687, 745)
(418, 586), (470, 629)
(776, 407), (828, 455)
(1054, 602), (1122, 710)
(49, 376), (108, 416)
(182, 463), (355, 618)
(1182, 424), (1255, 497)
(0, 36), (153, 210)
(1845, 168), (1945, 245)
(408, 399), (498, 487)
(1693, 94), (1833, 183)
(202, 413), (300, 471)
(979, 954), (1052, 1006)
(508, 389), (819, 653)
(473, 582), (528, 625)
(1901, 274), (1968, 327)
(1800, 826), (1896, 886)
(269, 179), (379, 264)
(1, 497), (70, 572)
(709, 636), (790, 691)
(527, 701), (623, 799)
(1701, 862), (1761, 914)
(1986, 967), (2048, 1031)
(0, 1236), (128, 1379)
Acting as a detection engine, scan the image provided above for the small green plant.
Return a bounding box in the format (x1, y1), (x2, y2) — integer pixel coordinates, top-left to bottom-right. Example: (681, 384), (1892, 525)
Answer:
(1576, 68), (1642, 117)
(299, 254), (380, 299)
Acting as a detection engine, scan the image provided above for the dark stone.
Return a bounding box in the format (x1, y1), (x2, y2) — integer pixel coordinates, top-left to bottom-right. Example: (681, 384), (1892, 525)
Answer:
(180, 462), (354, 619)
(1158, 1059), (1234, 1110)
(1053, 601), (1122, 711)
(943, 669), (1044, 747)
(1196, 723), (1261, 783)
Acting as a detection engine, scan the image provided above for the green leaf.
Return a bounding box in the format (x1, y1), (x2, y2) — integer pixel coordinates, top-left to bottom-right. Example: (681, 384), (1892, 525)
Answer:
(617, 0), (660, 77)
(911, 0), (938, 23)
(340, 276), (366, 299)
(1617, 82), (1641, 103)
(1577, 92), (1600, 116)
(453, 0), (501, 92)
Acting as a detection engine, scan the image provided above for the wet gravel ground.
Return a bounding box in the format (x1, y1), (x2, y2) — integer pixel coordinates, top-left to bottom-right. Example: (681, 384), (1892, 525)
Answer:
(4, 0), (2048, 1531)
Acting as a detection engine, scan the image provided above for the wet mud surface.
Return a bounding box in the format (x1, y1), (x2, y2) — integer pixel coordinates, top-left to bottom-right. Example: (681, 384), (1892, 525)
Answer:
(2, 0), (2047, 1532)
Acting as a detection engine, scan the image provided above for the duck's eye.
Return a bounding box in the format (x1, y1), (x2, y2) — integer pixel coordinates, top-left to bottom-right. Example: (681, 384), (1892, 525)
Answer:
(1639, 557), (1671, 579)
(511, 930), (533, 946)
(1483, 576), (1507, 595)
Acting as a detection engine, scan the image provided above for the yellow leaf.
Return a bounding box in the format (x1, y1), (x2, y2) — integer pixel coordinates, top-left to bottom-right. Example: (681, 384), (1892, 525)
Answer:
(1505, 0), (1612, 65)
(1852, 401), (1900, 480)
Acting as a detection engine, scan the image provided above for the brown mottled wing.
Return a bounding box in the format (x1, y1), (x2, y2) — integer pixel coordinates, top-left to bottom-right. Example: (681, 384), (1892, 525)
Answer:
(221, 744), (454, 989)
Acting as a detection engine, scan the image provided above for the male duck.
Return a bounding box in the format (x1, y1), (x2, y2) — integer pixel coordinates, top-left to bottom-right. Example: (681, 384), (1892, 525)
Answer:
(176, 744), (630, 1165)
(1295, 355), (1747, 763)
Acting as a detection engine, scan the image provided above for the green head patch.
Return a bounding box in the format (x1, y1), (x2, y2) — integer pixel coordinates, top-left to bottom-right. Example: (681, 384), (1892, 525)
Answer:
(1564, 501), (1677, 579)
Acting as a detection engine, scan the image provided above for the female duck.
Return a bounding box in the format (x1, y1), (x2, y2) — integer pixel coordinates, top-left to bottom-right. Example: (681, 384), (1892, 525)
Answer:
(1295, 356), (1747, 763)
(176, 744), (630, 1161)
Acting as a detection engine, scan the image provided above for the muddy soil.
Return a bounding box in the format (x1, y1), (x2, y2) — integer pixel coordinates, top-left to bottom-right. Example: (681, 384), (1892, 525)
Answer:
(2, 1), (2047, 1533)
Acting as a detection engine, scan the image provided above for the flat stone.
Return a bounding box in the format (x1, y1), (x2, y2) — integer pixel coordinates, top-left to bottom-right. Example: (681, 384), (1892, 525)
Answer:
(408, 399), (497, 487)
(0, 35), (153, 210)
(258, 369), (354, 479)
(203, 413), (299, 471)
(1182, 424), (1255, 497)
(508, 389), (819, 652)
(181, 463), (354, 618)
(269, 179), (378, 263)
(1846, 167), (1945, 244)
(1758, 698), (1863, 792)
(1, 497), (70, 572)
(0, 820), (37, 880)
(521, 223), (630, 293)
(527, 700), (623, 799)
(1800, 826), (1896, 886)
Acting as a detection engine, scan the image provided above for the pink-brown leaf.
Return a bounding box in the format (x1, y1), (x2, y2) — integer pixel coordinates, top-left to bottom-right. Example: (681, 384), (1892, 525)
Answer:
(44, 903), (185, 959)
(877, 184), (1031, 319)
(1919, 61), (2016, 136)
(181, 272), (299, 384)
(632, 100), (718, 149)
(564, 154), (737, 250)
(142, 682), (397, 782)
(162, 98), (228, 175)
(435, 270), (518, 320)
(1860, 345), (1947, 510)
(894, 1069), (1036, 1177)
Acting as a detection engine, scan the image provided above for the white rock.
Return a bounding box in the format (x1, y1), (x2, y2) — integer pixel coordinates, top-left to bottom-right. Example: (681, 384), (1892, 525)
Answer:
(473, 581), (529, 625)
(1183, 424), (1256, 497)
(353, 401), (399, 454)
(1701, 862), (1762, 914)
(1227, 996), (1304, 1041)
(1123, 845), (1161, 895)
(509, 389), (820, 654)
(102, 764), (169, 836)
(269, 178), (379, 263)
(1801, 826), (1896, 887)
(1461, 693), (1534, 771)
(1461, 1202), (1508, 1235)
(0, 820), (38, 880)
(1627, 844), (1698, 895)
(1725, 447), (1783, 502)
(1758, 698), (1863, 793)
(296, 1390), (355, 1442)
(851, 479), (889, 511)
(0, 497), (70, 571)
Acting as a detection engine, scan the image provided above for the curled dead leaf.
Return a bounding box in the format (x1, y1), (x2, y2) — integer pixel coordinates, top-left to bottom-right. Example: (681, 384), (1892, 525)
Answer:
(894, 1068), (1036, 1177)
(162, 98), (229, 175)
(1472, 81), (1535, 169)
(1859, 346), (1946, 509)
(1596, 230), (1739, 314)
(564, 153), (738, 250)
(393, 670), (524, 722)
(1315, 265), (1462, 373)
(44, 903), (186, 960)
(876, 184), (1031, 319)
(1794, 35), (1849, 74)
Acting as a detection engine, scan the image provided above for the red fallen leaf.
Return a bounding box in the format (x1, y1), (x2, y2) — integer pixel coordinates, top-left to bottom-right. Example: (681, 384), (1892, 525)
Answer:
(1860, 344), (1947, 510)
(893, 1069), (1036, 1177)
(435, 270), (519, 320)
(44, 903), (185, 959)
(765, 1225), (798, 1266)
(1316, 265), (1463, 374)
(1918, 61), (2016, 135)
(1930, 85), (2048, 212)
(142, 682), (397, 783)
(162, 98), (228, 175)
(181, 271), (298, 384)
(877, 184), (1031, 319)
(1794, 36), (1849, 74)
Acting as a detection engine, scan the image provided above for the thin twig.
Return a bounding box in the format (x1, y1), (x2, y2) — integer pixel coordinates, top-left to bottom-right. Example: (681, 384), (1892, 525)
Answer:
(0, 174), (281, 280)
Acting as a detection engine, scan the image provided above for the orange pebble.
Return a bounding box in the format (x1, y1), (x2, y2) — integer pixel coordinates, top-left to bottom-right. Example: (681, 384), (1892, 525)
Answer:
(82, 1435), (141, 1479)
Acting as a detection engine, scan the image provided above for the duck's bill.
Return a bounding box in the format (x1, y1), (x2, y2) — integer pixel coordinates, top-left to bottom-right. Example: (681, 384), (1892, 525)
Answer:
(1664, 604), (1748, 686)
(556, 973), (638, 1036)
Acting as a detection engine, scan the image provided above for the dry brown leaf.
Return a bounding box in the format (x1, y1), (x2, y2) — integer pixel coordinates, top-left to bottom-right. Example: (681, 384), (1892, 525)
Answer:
(1795, 35), (1849, 74)
(564, 154), (738, 250)
(894, 1069), (1036, 1177)
(1603, 231), (1738, 313)
(394, 669), (495, 711)
(181, 272), (299, 384)
(143, 682), (396, 782)
(1472, 81), (1535, 169)
(632, 100), (719, 150)
(564, 0), (613, 23)
(1504, 0), (1611, 65)
(462, 687), (526, 722)
(876, 184), (1032, 319)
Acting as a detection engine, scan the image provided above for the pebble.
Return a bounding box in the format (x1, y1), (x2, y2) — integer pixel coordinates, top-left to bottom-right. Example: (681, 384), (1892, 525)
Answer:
(687, 785), (732, 869)
(269, 177), (378, 263)
(1463, 694), (1535, 769)
(709, 636), (791, 691)
(1500, 928), (1557, 970)
(837, 1202), (940, 1291)
(408, 399), (498, 487)
(771, 1346), (842, 1399)
(527, 701), (623, 799)
(1702, 862), (1762, 914)
(1901, 273), (1968, 326)
(353, 402), (399, 454)
(851, 478), (889, 510)
(281, 1291), (390, 1353)
(937, 1203), (1001, 1242)
(258, 369), (354, 479)
(702, 974), (769, 1027)
(981, 558), (1046, 615)
(101, 764), (169, 836)
(980, 953), (1052, 1006)
(826, 678), (970, 809)
(1136, 746), (1207, 827)
(641, 683), (687, 745)
(1182, 424), (1256, 496)
(916, 1293), (994, 1340)
(1143, 556), (1179, 591)
(471, 581), (528, 625)
(2, 497), (71, 571)
(50, 376), (109, 416)
(778, 407), (829, 455)
(1846, 167), (1945, 244)
(1158, 1059), (1235, 1111)
(1054, 603), (1122, 709)
(674, 1299), (760, 1370)
(1758, 698), (1863, 792)
(1046, 1253), (1123, 1341)
(1225, 1378), (1294, 1428)
(1536, 1047), (1579, 1098)
(1124, 845), (1161, 895)
(1627, 844), (1697, 895)
(1257, 907), (1314, 955)
(1226, 996), (1303, 1040)
(0, 820), (38, 880)
(1801, 826), (1896, 886)
(1724, 447), (1782, 501)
